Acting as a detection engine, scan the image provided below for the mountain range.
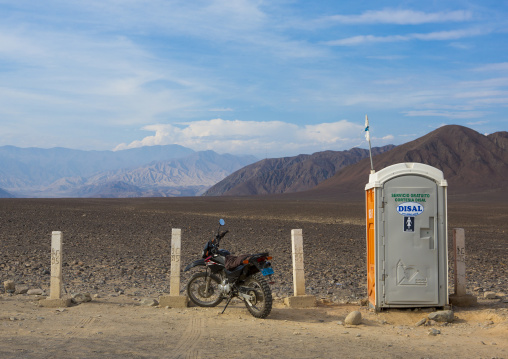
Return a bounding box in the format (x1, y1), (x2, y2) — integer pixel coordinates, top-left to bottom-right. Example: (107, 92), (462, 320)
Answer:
(297, 125), (508, 200)
(0, 145), (256, 198)
(204, 145), (394, 196)
(1, 125), (506, 199)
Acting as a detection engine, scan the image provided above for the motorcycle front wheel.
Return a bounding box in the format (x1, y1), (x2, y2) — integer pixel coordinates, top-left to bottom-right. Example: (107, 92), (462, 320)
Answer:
(242, 274), (272, 319)
(186, 272), (223, 307)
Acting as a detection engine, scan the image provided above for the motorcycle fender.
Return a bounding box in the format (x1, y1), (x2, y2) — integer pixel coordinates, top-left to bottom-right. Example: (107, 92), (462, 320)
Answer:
(183, 259), (206, 272)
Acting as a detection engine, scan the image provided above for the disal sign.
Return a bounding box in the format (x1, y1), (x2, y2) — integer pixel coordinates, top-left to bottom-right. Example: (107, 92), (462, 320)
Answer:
(396, 202), (424, 216)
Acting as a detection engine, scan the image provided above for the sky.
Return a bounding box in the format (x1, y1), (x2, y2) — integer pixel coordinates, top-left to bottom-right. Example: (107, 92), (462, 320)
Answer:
(0, 1), (507, 158)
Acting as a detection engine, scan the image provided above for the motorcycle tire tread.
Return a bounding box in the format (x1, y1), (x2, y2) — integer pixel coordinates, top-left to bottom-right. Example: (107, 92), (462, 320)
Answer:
(244, 274), (272, 319)
(186, 272), (223, 307)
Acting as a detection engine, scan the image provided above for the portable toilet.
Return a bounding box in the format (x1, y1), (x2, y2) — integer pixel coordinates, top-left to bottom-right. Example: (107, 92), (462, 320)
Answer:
(365, 163), (448, 310)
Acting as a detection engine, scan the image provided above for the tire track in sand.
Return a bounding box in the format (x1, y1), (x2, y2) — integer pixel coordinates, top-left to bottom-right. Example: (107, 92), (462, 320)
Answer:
(170, 317), (203, 359)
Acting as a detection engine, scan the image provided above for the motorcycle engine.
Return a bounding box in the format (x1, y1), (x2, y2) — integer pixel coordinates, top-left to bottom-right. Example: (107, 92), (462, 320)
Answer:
(218, 279), (231, 295)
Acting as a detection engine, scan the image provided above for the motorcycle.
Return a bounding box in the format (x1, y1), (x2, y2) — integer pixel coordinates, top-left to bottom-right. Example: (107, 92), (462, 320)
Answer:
(183, 219), (274, 318)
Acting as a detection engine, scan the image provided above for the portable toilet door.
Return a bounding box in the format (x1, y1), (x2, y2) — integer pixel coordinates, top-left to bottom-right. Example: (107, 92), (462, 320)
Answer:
(365, 163), (448, 310)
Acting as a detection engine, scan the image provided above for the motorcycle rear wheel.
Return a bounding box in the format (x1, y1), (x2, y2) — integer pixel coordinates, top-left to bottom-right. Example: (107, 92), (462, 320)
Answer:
(187, 272), (223, 307)
(242, 274), (272, 319)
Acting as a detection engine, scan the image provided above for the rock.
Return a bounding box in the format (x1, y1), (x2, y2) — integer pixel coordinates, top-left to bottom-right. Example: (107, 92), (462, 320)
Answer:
(428, 310), (454, 323)
(27, 289), (44, 296)
(344, 311), (362, 325)
(15, 285), (29, 294)
(428, 328), (441, 336)
(3, 280), (15, 293)
(141, 298), (159, 306)
(72, 293), (92, 303)
(415, 318), (427, 327)
(484, 291), (497, 299)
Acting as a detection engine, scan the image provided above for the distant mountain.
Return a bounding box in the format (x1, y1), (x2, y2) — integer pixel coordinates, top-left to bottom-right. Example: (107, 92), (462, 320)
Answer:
(204, 146), (395, 196)
(0, 146), (257, 198)
(305, 125), (508, 200)
(0, 188), (14, 198)
(0, 144), (194, 190)
(72, 151), (257, 197)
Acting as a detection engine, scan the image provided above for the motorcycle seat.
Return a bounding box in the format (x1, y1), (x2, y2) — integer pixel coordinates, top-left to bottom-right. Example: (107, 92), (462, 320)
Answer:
(225, 254), (250, 271)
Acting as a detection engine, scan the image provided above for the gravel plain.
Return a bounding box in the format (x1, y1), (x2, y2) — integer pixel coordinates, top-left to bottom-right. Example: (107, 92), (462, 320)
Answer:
(1, 197), (506, 302)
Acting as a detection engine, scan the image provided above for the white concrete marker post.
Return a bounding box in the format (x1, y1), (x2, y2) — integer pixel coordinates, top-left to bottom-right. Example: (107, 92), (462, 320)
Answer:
(449, 228), (477, 307)
(284, 229), (316, 308)
(50, 231), (63, 300)
(41, 231), (71, 307)
(291, 229), (306, 296)
(170, 228), (182, 297)
(159, 228), (188, 308)
(453, 228), (466, 297)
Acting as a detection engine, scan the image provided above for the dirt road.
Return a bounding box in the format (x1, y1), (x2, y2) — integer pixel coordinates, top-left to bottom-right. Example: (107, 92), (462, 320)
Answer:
(1, 294), (507, 359)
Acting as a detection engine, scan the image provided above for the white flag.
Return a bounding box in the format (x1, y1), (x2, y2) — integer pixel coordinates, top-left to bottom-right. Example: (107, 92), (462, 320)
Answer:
(364, 115), (370, 142)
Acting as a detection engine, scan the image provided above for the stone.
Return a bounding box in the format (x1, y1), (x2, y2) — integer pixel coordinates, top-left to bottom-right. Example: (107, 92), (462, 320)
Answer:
(3, 280), (15, 293)
(27, 289), (44, 296)
(15, 285), (29, 294)
(484, 291), (497, 299)
(428, 310), (454, 323)
(159, 295), (188, 308)
(415, 318), (427, 327)
(72, 293), (92, 303)
(284, 295), (316, 308)
(428, 328), (440, 336)
(344, 311), (362, 325)
(140, 298), (159, 307)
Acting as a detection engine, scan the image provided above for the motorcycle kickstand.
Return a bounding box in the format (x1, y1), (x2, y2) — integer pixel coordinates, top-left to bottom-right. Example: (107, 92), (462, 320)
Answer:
(220, 295), (234, 314)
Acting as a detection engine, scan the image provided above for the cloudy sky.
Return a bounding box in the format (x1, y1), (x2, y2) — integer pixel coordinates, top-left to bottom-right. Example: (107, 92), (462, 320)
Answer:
(1, 1), (507, 158)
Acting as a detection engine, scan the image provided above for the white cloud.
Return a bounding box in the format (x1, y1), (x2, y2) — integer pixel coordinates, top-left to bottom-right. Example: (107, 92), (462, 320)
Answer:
(403, 110), (488, 119)
(114, 119), (365, 157)
(474, 62), (508, 72)
(467, 120), (489, 125)
(324, 27), (489, 46)
(322, 9), (472, 25)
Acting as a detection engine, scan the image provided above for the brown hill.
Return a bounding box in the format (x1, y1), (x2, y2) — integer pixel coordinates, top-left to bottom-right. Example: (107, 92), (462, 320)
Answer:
(303, 125), (508, 200)
(204, 146), (395, 196)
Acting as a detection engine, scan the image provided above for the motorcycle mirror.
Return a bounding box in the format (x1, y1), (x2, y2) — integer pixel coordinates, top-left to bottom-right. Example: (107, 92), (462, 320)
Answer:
(219, 219), (225, 226)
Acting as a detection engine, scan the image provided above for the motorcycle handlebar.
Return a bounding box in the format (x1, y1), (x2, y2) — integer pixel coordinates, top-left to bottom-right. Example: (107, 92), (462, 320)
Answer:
(217, 230), (229, 240)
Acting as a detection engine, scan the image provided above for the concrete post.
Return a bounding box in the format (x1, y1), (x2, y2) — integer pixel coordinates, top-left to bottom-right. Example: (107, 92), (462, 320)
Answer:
(284, 229), (316, 308)
(41, 231), (71, 307)
(449, 228), (477, 307)
(170, 228), (182, 297)
(159, 228), (188, 308)
(50, 231), (63, 300)
(453, 228), (466, 296)
(291, 229), (305, 296)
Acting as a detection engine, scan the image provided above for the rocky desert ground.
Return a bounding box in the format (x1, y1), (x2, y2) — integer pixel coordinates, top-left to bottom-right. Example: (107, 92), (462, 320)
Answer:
(1, 197), (507, 358)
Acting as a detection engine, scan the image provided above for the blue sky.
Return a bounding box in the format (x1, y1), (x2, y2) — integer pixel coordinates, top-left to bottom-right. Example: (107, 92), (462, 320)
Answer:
(0, 1), (507, 158)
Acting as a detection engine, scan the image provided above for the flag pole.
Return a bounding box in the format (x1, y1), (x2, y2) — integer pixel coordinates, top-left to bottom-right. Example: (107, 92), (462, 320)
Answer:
(365, 114), (375, 174)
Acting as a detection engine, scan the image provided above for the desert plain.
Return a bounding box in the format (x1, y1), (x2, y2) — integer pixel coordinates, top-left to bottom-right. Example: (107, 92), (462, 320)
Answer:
(0, 196), (507, 358)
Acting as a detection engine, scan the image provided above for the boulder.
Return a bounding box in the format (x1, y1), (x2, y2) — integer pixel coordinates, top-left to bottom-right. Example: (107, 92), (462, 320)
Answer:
(344, 311), (362, 325)
(15, 285), (29, 295)
(27, 289), (44, 296)
(428, 310), (454, 323)
(72, 293), (92, 303)
(141, 298), (159, 307)
(415, 318), (427, 327)
(484, 291), (497, 299)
